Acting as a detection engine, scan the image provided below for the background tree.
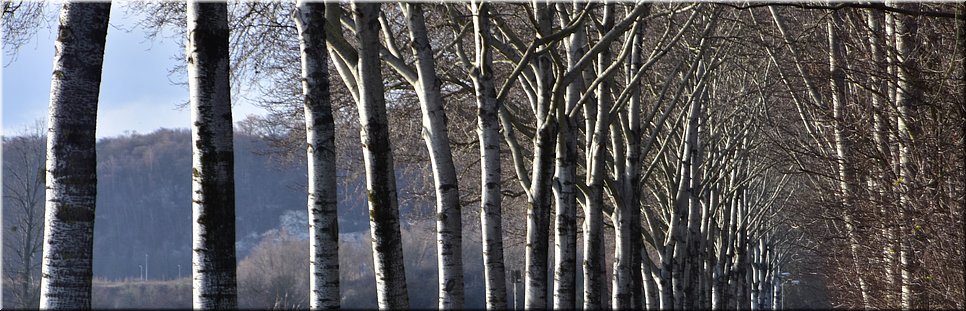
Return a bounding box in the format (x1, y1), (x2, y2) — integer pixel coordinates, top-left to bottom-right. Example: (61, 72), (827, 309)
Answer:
(2, 122), (46, 309)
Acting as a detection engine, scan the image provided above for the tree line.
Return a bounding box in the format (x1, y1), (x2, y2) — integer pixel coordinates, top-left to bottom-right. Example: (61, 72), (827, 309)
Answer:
(3, 0), (962, 310)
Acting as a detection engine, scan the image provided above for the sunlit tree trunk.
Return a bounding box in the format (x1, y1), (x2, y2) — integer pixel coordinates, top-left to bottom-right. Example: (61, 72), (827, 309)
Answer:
(186, 1), (238, 308)
(524, 2), (558, 309)
(469, 2), (508, 309)
(623, 17), (649, 310)
(865, 9), (899, 307)
(400, 3), (465, 308)
(610, 5), (647, 308)
(351, 2), (409, 308)
(293, 1), (339, 308)
(828, 11), (871, 310)
(581, 4), (612, 309)
(551, 3), (582, 308)
(894, 4), (926, 310)
(38, 3), (110, 309)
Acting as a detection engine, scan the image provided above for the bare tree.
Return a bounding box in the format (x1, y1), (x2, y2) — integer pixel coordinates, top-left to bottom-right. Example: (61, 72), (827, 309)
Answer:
(468, 2), (508, 309)
(2, 123), (46, 309)
(398, 4), (465, 307)
(1, 0), (47, 63)
(349, 2), (409, 308)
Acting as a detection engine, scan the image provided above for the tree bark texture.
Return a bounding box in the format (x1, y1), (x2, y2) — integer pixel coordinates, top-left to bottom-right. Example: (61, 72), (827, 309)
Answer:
(469, 2), (508, 309)
(524, 2), (558, 309)
(352, 2), (409, 308)
(294, 1), (340, 308)
(400, 4), (466, 308)
(38, 2), (110, 309)
(186, 1), (237, 308)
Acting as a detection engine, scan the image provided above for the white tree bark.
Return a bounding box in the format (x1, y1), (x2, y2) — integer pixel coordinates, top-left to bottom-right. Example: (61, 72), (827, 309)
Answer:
(866, 10), (899, 305)
(293, 1), (339, 308)
(582, 4), (612, 309)
(828, 12), (871, 310)
(524, 2), (558, 309)
(186, 1), (237, 308)
(551, 3), (584, 309)
(400, 3), (465, 308)
(894, 4), (925, 310)
(38, 3), (110, 309)
(469, 2), (508, 308)
(624, 19), (649, 304)
(351, 2), (409, 308)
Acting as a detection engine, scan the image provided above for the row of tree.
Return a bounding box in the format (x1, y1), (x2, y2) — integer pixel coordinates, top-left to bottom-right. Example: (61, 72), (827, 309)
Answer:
(6, 0), (962, 310)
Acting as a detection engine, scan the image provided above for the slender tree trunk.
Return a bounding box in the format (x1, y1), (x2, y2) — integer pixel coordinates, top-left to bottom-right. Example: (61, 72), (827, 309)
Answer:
(713, 176), (736, 310)
(828, 12), (871, 310)
(186, 1), (237, 308)
(582, 5), (612, 309)
(294, 1), (339, 308)
(894, 4), (926, 310)
(642, 251), (659, 309)
(866, 9), (899, 307)
(625, 21), (648, 305)
(400, 4), (465, 308)
(524, 2), (558, 309)
(684, 82), (706, 311)
(352, 2), (409, 308)
(551, 4), (585, 308)
(609, 9), (646, 307)
(551, 105), (578, 309)
(38, 3), (110, 309)
(469, 2), (508, 309)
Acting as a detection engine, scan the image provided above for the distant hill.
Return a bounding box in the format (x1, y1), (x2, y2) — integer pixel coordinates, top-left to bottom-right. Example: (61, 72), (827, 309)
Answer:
(3, 128), (493, 309)
(3, 128), (423, 281)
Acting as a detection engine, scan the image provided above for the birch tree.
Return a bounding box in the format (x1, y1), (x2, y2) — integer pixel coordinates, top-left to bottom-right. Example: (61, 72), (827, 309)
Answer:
(550, 3), (586, 308)
(893, 4), (926, 310)
(468, 1), (508, 308)
(351, 2), (409, 308)
(582, 4), (612, 309)
(38, 3), (110, 309)
(186, 1), (238, 308)
(293, 1), (339, 308)
(398, 4), (465, 307)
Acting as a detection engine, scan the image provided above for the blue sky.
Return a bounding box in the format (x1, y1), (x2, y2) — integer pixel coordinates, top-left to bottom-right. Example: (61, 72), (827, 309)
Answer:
(2, 3), (266, 139)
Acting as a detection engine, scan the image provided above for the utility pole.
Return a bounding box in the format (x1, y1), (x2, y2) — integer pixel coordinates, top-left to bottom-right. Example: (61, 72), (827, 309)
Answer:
(145, 254), (149, 280)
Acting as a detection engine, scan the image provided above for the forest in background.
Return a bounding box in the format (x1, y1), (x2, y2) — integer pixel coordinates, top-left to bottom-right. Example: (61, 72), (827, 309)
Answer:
(2, 1), (963, 310)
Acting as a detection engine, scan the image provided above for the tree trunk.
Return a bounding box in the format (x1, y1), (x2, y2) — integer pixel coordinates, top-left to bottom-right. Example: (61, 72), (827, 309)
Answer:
(524, 2), (558, 309)
(186, 1), (238, 308)
(400, 3), (465, 308)
(625, 18), (648, 301)
(351, 2), (409, 308)
(582, 4), (613, 309)
(551, 4), (584, 309)
(38, 3), (110, 309)
(829, 12), (871, 310)
(894, 4), (926, 310)
(469, 2), (508, 309)
(293, 1), (339, 308)
(866, 9), (899, 307)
